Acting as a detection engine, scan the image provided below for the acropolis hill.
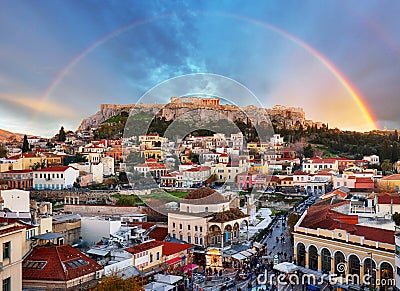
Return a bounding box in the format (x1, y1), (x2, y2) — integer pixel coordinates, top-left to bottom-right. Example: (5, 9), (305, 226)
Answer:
(77, 96), (308, 132)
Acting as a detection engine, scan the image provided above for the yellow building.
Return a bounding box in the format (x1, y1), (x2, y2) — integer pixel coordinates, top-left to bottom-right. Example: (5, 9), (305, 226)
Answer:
(143, 149), (163, 162)
(9, 153), (45, 170)
(246, 142), (269, 152)
(126, 240), (164, 271)
(139, 134), (166, 149)
(378, 174), (400, 192)
(0, 223), (26, 291)
(294, 201), (395, 289)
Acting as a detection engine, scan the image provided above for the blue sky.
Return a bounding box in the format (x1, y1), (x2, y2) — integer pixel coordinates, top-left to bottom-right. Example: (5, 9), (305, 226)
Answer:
(0, 0), (399, 136)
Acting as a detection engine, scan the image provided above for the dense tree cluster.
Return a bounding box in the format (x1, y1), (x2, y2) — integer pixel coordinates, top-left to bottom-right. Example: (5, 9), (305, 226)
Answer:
(0, 143), (7, 158)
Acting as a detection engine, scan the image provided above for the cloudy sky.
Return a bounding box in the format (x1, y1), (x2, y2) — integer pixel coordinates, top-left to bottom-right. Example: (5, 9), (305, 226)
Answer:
(0, 0), (399, 136)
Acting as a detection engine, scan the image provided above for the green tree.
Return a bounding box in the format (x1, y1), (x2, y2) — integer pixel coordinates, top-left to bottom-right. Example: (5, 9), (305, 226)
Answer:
(303, 144), (314, 158)
(22, 135), (30, 153)
(188, 151), (199, 163)
(381, 139), (391, 161)
(0, 144), (7, 158)
(58, 126), (66, 142)
(91, 275), (142, 291)
(393, 212), (400, 226)
(381, 159), (393, 174)
(118, 172), (129, 184)
(73, 153), (88, 163)
(392, 142), (399, 163)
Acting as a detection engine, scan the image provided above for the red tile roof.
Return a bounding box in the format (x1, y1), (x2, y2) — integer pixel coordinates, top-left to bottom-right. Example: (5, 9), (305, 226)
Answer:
(35, 166), (76, 172)
(1, 169), (32, 174)
(160, 241), (193, 256)
(148, 227), (168, 241)
(293, 170), (308, 175)
(299, 203), (394, 244)
(0, 224), (25, 235)
(381, 174), (400, 181)
(125, 240), (163, 255)
(376, 193), (400, 204)
(23, 244), (102, 281)
(0, 218), (35, 230)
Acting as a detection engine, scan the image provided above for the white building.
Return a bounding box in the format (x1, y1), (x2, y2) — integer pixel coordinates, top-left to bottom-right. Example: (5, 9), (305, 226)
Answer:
(133, 159), (167, 178)
(363, 154), (380, 165)
(101, 156), (115, 176)
(69, 162), (104, 184)
(81, 217), (122, 246)
(0, 189), (30, 212)
(301, 158), (339, 174)
(33, 166), (79, 190)
(269, 134), (284, 146)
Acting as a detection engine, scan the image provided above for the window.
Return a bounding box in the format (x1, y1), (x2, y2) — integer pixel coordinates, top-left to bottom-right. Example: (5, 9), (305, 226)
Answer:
(156, 252), (160, 260)
(396, 245), (400, 256)
(3, 242), (10, 260)
(179, 224), (182, 229)
(200, 227), (203, 232)
(195, 226), (198, 231)
(199, 238), (203, 245)
(173, 222), (176, 228)
(150, 253), (153, 263)
(180, 234), (183, 241)
(195, 237), (198, 244)
(188, 236), (191, 243)
(188, 225), (191, 230)
(2, 277), (10, 291)
(172, 233), (176, 239)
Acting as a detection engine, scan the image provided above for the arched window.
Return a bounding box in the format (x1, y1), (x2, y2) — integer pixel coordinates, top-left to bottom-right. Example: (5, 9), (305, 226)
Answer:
(308, 246), (318, 271)
(297, 243), (306, 267)
(321, 248), (331, 273)
(348, 255), (361, 278)
(334, 251), (345, 276)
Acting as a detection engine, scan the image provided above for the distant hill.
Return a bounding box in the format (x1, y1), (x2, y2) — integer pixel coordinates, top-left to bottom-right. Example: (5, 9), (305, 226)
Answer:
(0, 129), (24, 142)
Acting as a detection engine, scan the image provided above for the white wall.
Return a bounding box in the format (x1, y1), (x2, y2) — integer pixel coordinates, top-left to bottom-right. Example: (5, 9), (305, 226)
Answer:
(1, 189), (30, 212)
(33, 167), (79, 190)
(81, 217), (121, 245)
(101, 156), (115, 176)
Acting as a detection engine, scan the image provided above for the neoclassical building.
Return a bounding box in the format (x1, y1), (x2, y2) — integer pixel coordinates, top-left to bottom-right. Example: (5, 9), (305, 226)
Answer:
(294, 201), (395, 289)
(168, 187), (249, 267)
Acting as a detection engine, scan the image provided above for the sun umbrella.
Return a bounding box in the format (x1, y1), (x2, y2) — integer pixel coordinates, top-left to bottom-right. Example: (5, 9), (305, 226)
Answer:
(273, 262), (298, 273)
(184, 263), (199, 273)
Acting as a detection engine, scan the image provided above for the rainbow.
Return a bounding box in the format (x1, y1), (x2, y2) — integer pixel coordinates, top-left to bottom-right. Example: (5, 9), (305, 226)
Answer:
(38, 11), (378, 130)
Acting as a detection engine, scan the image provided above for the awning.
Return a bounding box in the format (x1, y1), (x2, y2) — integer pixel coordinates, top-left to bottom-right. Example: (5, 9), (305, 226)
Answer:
(253, 242), (263, 249)
(246, 249), (257, 255)
(166, 257), (181, 265)
(32, 232), (64, 240)
(239, 250), (253, 257)
(87, 248), (110, 257)
(155, 274), (183, 285)
(232, 253), (246, 260)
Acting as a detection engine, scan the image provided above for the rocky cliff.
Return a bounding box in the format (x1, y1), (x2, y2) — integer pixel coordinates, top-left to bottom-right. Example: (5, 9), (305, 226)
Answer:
(77, 102), (306, 132)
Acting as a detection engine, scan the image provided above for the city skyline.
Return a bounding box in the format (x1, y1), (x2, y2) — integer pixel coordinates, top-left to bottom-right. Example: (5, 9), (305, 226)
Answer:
(1, 1), (400, 136)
